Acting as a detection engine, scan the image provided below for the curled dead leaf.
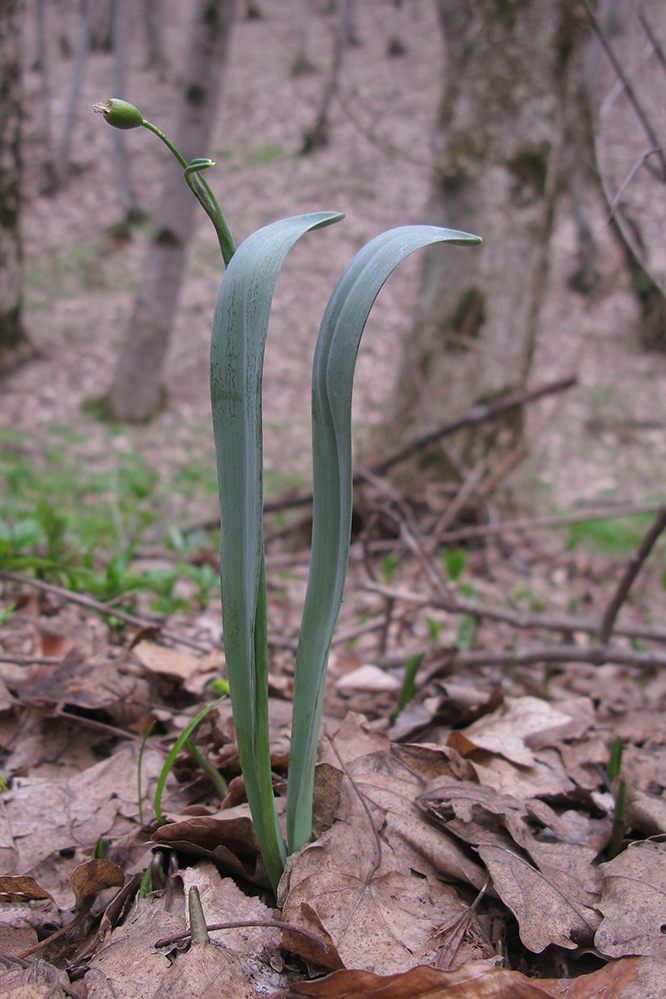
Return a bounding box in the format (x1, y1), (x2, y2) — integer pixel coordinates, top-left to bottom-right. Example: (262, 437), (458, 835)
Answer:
(70, 858), (125, 905)
(287, 961), (557, 998)
(0, 874), (55, 905)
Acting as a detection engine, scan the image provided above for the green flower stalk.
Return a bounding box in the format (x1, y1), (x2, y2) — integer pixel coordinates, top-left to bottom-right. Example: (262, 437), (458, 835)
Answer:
(94, 100), (481, 891)
(93, 99), (235, 264)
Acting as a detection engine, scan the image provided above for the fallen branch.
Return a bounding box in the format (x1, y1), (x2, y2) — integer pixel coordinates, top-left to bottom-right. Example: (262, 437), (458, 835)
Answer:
(432, 501), (665, 544)
(598, 503), (666, 644)
(368, 376), (577, 477)
(365, 580), (666, 646)
(0, 570), (211, 653)
(186, 375), (577, 529)
(429, 642), (666, 673)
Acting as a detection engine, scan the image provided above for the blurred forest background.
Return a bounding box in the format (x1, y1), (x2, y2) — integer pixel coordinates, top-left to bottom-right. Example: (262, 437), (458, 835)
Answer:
(1, 0), (666, 571)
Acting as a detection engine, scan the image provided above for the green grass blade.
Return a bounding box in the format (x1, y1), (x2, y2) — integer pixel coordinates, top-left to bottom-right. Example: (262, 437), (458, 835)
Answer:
(210, 211), (344, 889)
(287, 225), (481, 852)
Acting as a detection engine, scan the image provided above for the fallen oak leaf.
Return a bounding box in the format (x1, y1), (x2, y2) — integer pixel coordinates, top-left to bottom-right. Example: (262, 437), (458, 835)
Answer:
(70, 858), (125, 905)
(476, 842), (600, 952)
(286, 961), (559, 998)
(595, 840), (666, 958)
(0, 874), (55, 905)
(419, 779), (601, 952)
(287, 956), (663, 999)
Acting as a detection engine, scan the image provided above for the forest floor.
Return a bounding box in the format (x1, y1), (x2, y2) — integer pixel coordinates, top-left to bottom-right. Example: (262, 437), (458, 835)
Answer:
(2, 2), (666, 997)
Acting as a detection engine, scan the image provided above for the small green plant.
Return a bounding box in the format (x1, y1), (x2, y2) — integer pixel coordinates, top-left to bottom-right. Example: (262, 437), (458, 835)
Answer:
(94, 98), (481, 890)
(392, 651), (425, 722)
(606, 735), (627, 860)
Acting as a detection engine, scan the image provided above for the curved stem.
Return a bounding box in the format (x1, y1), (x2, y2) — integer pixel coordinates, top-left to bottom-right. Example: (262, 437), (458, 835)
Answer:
(140, 119), (236, 265)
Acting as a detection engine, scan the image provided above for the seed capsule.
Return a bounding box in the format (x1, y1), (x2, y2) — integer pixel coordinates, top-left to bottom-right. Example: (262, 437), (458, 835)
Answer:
(92, 98), (144, 129)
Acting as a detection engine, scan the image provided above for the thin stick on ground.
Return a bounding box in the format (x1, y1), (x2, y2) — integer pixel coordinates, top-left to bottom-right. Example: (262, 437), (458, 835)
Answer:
(0, 570), (210, 653)
(184, 375), (576, 530)
(598, 503), (666, 645)
(365, 578), (666, 648)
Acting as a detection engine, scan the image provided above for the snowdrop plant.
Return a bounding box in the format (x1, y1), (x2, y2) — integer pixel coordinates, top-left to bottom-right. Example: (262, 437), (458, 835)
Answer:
(94, 98), (481, 891)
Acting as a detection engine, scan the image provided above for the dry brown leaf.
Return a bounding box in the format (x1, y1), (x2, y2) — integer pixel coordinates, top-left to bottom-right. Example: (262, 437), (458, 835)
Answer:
(0, 960), (70, 999)
(626, 789), (666, 836)
(420, 778), (601, 951)
(287, 961), (558, 998)
(151, 805), (274, 889)
(281, 755), (484, 977)
(476, 843), (600, 952)
(328, 736), (487, 890)
(85, 889), (187, 998)
(321, 712), (392, 767)
(180, 863), (281, 960)
(150, 941), (256, 999)
(132, 640), (202, 681)
(469, 748), (576, 799)
(460, 697), (577, 767)
(287, 956), (662, 999)
(70, 858), (125, 904)
(281, 902), (346, 971)
(0, 744), (174, 881)
(282, 830), (473, 975)
(0, 873), (55, 904)
(595, 840), (666, 958)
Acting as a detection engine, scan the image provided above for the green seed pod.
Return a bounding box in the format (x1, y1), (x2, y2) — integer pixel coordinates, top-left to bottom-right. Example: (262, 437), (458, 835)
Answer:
(92, 98), (143, 129)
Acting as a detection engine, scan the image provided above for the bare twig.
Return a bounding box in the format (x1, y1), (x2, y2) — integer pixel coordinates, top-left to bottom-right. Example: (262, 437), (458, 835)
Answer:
(368, 376), (577, 478)
(154, 919), (327, 950)
(364, 580), (666, 647)
(429, 642), (666, 673)
(432, 501), (665, 544)
(584, 0), (666, 179)
(598, 504), (666, 644)
(638, 7), (666, 75)
(0, 571), (211, 653)
(608, 147), (662, 221)
(0, 654), (62, 665)
(431, 462), (485, 543)
(185, 376), (576, 531)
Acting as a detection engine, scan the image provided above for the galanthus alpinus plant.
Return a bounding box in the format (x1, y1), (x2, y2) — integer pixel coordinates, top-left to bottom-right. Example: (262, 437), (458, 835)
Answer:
(94, 98), (481, 891)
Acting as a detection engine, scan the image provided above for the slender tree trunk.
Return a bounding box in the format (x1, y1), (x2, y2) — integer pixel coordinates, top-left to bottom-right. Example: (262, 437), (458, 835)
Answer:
(111, 0), (140, 223)
(107, 0), (237, 422)
(55, 0), (92, 188)
(385, 0), (586, 475)
(0, 0), (28, 365)
(301, 0), (352, 153)
(143, 0), (167, 75)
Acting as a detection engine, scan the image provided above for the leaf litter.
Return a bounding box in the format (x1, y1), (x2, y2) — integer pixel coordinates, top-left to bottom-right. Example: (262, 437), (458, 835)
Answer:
(4, 535), (666, 997)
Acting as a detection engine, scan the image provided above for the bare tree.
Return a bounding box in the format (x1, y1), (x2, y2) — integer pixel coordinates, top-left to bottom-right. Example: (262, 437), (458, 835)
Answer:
(384, 0), (591, 474)
(55, 0), (93, 188)
(143, 0), (168, 74)
(106, 0), (237, 422)
(0, 0), (29, 369)
(110, 0), (141, 223)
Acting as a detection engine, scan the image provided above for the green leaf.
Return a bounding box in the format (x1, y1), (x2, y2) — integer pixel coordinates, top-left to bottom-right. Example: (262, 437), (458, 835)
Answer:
(287, 224), (481, 852)
(392, 651), (426, 722)
(210, 211), (344, 889)
(442, 547), (467, 581)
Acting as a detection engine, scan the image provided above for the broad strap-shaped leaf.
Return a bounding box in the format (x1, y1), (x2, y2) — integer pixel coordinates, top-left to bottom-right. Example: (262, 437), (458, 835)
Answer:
(210, 211), (344, 889)
(287, 225), (481, 852)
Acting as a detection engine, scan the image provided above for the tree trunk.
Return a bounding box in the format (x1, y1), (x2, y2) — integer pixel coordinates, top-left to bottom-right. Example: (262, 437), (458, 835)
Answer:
(386, 0), (585, 476)
(111, 0), (140, 224)
(107, 0), (237, 422)
(143, 0), (168, 75)
(0, 0), (28, 366)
